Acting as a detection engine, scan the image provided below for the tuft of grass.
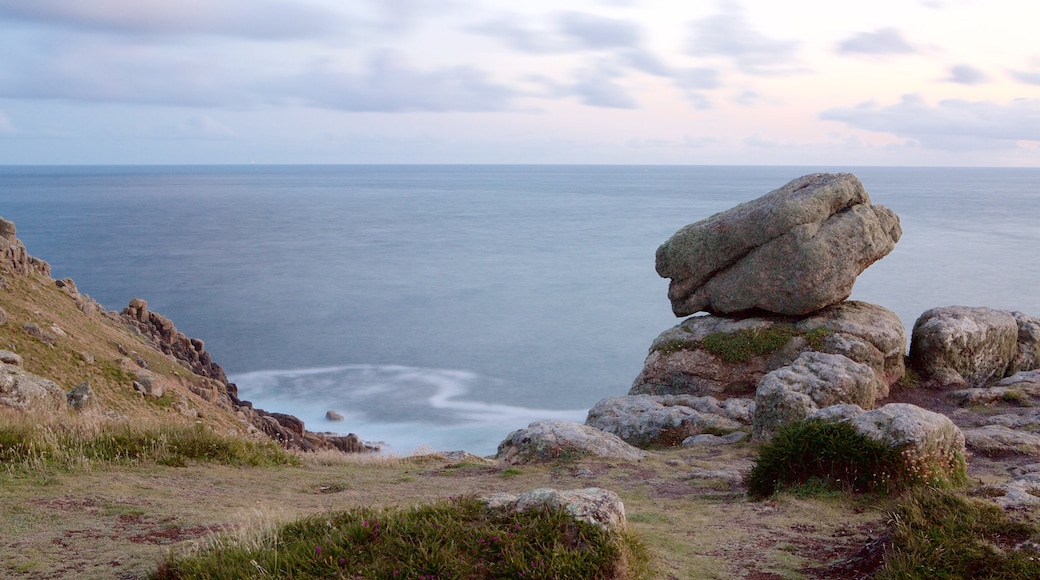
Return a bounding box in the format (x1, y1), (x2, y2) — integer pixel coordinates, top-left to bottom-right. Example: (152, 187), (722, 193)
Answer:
(746, 420), (965, 500)
(0, 412), (297, 472)
(877, 488), (1040, 579)
(154, 496), (647, 579)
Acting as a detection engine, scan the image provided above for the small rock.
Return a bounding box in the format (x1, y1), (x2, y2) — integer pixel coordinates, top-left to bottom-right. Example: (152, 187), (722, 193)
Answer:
(66, 381), (94, 410)
(496, 421), (648, 465)
(586, 394), (749, 448)
(0, 350), (22, 366)
(963, 425), (1040, 457)
(326, 410), (345, 421)
(681, 431), (748, 447)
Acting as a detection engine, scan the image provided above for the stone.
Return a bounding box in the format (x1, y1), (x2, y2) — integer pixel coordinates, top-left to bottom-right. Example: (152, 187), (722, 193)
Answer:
(134, 371), (167, 398)
(753, 352), (883, 441)
(975, 472), (1040, 509)
(656, 173), (901, 316)
(326, 410), (345, 421)
(497, 421), (648, 464)
(962, 425), (1040, 457)
(0, 350), (22, 366)
(909, 306), (1018, 387)
(0, 363), (66, 410)
(849, 403), (966, 471)
(946, 370), (1040, 407)
(23, 322), (57, 345)
(0, 306), (7, 326)
(480, 488), (626, 530)
(631, 301), (905, 398)
(585, 394), (750, 448)
(1011, 312), (1040, 374)
(66, 380), (94, 410)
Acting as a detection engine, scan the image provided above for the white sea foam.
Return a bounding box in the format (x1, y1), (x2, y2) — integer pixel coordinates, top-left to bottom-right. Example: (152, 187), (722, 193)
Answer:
(229, 365), (587, 456)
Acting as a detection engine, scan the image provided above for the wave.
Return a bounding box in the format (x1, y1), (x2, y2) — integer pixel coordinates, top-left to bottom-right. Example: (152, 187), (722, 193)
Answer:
(229, 364), (588, 456)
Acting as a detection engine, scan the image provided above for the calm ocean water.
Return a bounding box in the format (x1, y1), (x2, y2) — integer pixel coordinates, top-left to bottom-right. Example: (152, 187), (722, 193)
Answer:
(1, 165), (1037, 455)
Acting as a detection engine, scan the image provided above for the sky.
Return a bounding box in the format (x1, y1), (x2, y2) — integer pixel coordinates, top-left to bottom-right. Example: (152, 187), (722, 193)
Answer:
(0, 0), (1038, 165)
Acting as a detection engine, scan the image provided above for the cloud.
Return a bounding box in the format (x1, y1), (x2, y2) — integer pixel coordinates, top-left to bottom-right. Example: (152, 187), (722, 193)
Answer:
(563, 66), (638, 109)
(945, 64), (988, 85)
(0, 0), (340, 39)
(836, 28), (917, 56)
(1010, 60), (1040, 85)
(821, 94), (1040, 148)
(686, 3), (800, 74)
(177, 115), (235, 138)
(293, 50), (518, 112)
(556, 11), (641, 49)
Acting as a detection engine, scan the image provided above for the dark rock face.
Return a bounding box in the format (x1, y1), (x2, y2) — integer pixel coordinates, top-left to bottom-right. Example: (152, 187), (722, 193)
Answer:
(656, 173), (901, 317)
(121, 299), (228, 385)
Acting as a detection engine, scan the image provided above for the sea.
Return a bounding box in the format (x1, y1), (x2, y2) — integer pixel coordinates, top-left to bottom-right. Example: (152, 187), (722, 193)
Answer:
(0, 165), (1037, 456)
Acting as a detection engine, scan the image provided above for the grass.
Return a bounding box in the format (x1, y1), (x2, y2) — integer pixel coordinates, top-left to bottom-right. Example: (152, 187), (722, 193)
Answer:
(653, 325), (832, 363)
(154, 496), (649, 579)
(746, 420), (966, 500)
(0, 411), (298, 472)
(877, 488), (1040, 579)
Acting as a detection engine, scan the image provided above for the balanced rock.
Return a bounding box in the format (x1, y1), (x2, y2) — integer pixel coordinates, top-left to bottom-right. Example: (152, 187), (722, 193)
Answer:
(753, 352), (882, 440)
(909, 306), (1018, 387)
(631, 301), (905, 398)
(585, 394), (751, 448)
(656, 173), (901, 317)
(497, 421), (648, 464)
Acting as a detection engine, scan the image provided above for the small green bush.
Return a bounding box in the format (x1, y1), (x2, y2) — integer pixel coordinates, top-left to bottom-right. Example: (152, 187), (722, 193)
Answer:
(155, 496), (645, 579)
(877, 488), (1040, 579)
(746, 420), (949, 499)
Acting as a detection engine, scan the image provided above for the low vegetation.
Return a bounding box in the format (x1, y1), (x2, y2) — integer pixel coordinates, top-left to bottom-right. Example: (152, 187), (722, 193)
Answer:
(0, 411), (297, 472)
(155, 496), (647, 579)
(654, 325), (832, 363)
(746, 420), (965, 499)
(877, 488), (1040, 578)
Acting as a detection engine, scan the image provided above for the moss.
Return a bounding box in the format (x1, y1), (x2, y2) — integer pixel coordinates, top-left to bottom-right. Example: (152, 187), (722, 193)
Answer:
(652, 325), (834, 364)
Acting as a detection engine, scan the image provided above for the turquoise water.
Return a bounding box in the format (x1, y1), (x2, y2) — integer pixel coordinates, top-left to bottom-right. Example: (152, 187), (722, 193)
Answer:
(1, 165), (1037, 454)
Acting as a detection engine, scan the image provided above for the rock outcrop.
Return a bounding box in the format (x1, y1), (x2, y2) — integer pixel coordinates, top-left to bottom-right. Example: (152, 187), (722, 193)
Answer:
(497, 421), (648, 464)
(753, 352), (883, 441)
(121, 299), (228, 385)
(631, 301), (905, 398)
(0, 363), (67, 411)
(909, 306), (1027, 387)
(656, 173), (901, 317)
(0, 217), (51, 277)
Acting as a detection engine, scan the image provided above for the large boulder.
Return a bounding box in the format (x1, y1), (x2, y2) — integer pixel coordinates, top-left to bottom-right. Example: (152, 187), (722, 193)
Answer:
(496, 421), (648, 464)
(0, 363), (67, 411)
(631, 301), (905, 398)
(481, 488), (626, 530)
(909, 306), (1018, 387)
(585, 394), (751, 448)
(753, 352), (883, 441)
(656, 173), (901, 317)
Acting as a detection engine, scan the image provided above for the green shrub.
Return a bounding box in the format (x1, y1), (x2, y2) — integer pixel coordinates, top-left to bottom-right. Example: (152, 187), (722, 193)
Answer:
(155, 496), (646, 579)
(877, 488), (1040, 579)
(746, 420), (947, 499)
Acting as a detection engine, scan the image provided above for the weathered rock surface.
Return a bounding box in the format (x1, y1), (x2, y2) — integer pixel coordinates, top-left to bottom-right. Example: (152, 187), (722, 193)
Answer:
(849, 403), (966, 469)
(753, 352), (883, 440)
(497, 421), (648, 464)
(66, 380), (94, 410)
(481, 487), (626, 530)
(122, 299), (228, 385)
(1012, 312), (1040, 375)
(976, 472), (1040, 509)
(586, 394), (750, 448)
(946, 370), (1040, 407)
(682, 431), (748, 447)
(631, 301), (905, 398)
(909, 306), (1018, 387)
(0, 363), (67, 411)
(962, 425), (1040, 457)
(656, 173), (901, 317)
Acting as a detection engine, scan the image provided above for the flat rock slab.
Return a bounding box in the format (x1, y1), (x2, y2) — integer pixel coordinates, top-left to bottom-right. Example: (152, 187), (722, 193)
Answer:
(963, 425), (1040, 457)
(496, 420), (648, 464)
(656, 173), (901, 316)
(480, 487), (626, 530)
